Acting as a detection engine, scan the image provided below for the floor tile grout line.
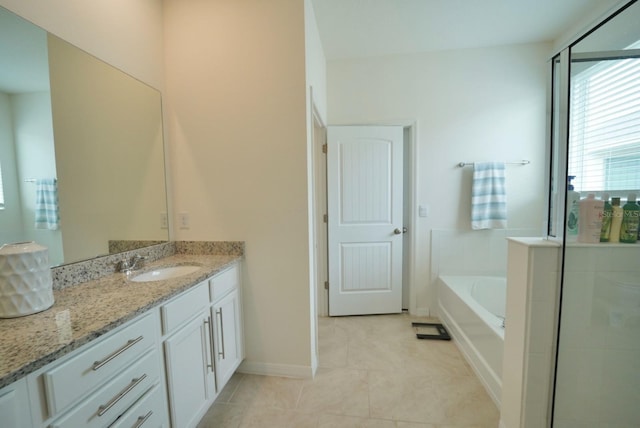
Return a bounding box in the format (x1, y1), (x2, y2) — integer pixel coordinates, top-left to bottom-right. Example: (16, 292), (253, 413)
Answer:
(199, 314), (499, 426)
(225, 373), (244, 403)
(293, 375), (306, 411)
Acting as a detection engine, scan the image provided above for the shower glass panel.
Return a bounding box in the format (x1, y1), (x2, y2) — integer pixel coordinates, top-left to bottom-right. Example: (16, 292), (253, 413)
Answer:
(552, 1), (640, 426)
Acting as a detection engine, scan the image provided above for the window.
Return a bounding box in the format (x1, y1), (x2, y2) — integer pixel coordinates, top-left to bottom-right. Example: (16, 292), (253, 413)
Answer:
(568, 42), (640, 194)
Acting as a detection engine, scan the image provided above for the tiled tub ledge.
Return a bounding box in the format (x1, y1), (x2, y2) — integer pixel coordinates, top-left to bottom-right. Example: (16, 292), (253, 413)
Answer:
(0, 242), (244, 389)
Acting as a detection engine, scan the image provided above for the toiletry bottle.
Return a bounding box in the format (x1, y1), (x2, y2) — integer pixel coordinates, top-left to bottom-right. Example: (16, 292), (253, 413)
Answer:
(566, 176), (580, 237)
(578, 194), (604, 243)
(620, 193), (640, 243)
(610, 197), (623, 243)
(600, 193), (612, 242)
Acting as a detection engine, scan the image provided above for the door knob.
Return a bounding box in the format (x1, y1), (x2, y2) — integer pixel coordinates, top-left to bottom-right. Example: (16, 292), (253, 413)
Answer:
(394, 228), (402, 235)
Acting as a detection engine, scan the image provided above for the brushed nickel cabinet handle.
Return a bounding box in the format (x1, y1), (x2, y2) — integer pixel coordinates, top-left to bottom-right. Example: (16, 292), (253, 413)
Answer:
(132, 410), (153, 428)
(204, 317), (215, 372)
(92, 336), (143, 371)
(97, 374), (147, 416)
(216, 309), (226, 359)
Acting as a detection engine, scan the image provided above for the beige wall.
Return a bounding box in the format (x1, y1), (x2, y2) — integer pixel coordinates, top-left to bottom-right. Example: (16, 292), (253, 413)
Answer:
(164, 0), (314, 375)
(2, 0), (320, 375)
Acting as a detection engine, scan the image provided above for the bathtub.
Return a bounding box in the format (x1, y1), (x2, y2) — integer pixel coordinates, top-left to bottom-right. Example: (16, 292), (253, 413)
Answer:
(437, 275), (506, 407)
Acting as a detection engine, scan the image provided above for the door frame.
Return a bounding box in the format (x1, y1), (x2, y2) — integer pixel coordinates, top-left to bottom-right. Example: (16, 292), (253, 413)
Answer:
(312, 119), (418, 316)
(310, 99), (329, 317)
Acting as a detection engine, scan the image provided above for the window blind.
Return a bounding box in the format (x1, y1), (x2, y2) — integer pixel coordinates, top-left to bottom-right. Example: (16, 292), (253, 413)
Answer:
(568, 43), (640, 194)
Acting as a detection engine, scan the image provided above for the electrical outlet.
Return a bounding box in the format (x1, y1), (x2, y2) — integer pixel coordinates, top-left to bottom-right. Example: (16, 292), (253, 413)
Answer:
(179, 212), (190, 229)
(160, 212), (168, 229)
(418, 204), (429, 218)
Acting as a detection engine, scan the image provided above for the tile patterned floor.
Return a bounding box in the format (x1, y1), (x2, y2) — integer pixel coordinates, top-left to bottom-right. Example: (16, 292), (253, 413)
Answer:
(197, 313), (500, 427)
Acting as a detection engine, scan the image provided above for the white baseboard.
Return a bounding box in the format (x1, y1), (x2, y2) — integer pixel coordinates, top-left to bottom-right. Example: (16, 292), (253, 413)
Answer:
(412, 307), (430, 317)
(238, 360), (314, 379)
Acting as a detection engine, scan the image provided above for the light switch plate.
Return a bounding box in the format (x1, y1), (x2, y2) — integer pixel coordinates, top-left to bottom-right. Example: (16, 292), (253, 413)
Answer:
(160, 212), (168, 229)
(179, 212), (190, 229)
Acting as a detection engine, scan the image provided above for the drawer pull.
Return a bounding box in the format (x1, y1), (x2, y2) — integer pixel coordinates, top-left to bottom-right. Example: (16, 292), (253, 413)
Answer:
(132, 410), (153, 428)
(216, 309), (226, 359)
(204, 317), (215, 372)
(97, 374), (147, 416)
(92, 336), (143, 371)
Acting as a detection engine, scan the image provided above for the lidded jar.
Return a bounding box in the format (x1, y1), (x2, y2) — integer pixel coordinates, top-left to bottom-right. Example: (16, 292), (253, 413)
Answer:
(0, 241), (54, 318)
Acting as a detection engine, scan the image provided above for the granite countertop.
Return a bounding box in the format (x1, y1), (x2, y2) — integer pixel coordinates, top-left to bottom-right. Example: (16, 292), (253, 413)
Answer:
(0, 253), (241, 389)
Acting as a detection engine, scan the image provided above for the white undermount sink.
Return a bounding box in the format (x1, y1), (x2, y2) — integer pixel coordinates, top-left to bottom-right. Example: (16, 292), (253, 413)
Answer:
(130, 265), (201, 282)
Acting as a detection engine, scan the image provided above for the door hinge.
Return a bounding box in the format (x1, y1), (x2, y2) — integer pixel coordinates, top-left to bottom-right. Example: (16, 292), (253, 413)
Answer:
(322, 144), (327, 154)
(323, 213), (328, 223)
(324, 281), (329, 290)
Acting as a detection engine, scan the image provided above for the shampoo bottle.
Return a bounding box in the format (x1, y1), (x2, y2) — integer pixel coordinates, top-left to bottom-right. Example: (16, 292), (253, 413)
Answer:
(578, 194), (604, 243)
(610, 197), (623, 243)
(620, 193), (640, 243)
(600, 193), (612, 242)
(566, 176), (580, 237)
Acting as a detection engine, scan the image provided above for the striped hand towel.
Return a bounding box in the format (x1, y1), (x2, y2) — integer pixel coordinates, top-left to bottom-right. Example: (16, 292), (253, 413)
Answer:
(35, 178), (60, 230)
(471, 162), (507, 230)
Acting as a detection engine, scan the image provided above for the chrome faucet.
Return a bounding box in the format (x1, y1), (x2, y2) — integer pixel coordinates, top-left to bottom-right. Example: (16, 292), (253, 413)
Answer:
(117, 254), (148, 274)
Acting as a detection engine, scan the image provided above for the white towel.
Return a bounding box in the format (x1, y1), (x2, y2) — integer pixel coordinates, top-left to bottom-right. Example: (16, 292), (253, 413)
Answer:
(35, 178), (60, 230)
(471, 162), (507, 230)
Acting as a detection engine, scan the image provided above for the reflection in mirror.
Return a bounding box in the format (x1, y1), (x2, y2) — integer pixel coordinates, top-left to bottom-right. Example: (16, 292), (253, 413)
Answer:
(0, 7), (169, 266)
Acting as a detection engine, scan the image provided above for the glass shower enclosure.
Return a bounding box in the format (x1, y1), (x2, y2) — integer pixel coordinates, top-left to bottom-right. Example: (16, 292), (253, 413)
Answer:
(549, 0), (640, 426)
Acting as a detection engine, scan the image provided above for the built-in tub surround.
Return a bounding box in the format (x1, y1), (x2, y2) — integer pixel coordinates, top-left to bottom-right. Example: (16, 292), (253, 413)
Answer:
(0, 241), (244, 389)
(438, 275), (506, 407)
(430, 229), (541, 310)
(500, 237), (560, 428)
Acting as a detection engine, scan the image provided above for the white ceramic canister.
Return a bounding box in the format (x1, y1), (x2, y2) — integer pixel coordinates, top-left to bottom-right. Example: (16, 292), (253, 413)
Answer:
(0, 241), (54, 318)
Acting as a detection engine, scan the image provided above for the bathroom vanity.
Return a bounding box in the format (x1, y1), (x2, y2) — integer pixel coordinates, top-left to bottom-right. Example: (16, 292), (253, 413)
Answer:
(0, 249), (244, 428)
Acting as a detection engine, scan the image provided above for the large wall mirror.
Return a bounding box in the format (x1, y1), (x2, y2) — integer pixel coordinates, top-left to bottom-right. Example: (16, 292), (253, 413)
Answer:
(0, 6), (169, 266)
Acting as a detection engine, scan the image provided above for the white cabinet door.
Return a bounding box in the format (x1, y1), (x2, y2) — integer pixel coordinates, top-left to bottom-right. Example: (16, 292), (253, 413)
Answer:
(0, 378), (32, 428)
(164, 313), (215, 428)
(212, 288), (242, 389)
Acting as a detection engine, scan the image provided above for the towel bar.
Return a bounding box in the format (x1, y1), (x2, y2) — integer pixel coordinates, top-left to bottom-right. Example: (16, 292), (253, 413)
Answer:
(457, 160), (530, 167)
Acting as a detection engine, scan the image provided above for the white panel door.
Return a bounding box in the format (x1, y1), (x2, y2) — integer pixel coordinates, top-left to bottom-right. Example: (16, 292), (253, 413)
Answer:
(327, 125), (403, 316)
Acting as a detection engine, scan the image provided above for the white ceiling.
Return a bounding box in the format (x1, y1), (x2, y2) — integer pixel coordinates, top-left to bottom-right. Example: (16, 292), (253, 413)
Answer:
(311, 0), (624, 60)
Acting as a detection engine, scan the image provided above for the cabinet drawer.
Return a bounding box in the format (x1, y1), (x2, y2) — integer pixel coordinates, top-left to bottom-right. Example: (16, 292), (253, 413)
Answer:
(209, 265), (239, 301)
(43, 313), (157, 415)
(110, 382), (167, 428)
(50, 349), (160, 428)
(161, 281), (209, 334)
